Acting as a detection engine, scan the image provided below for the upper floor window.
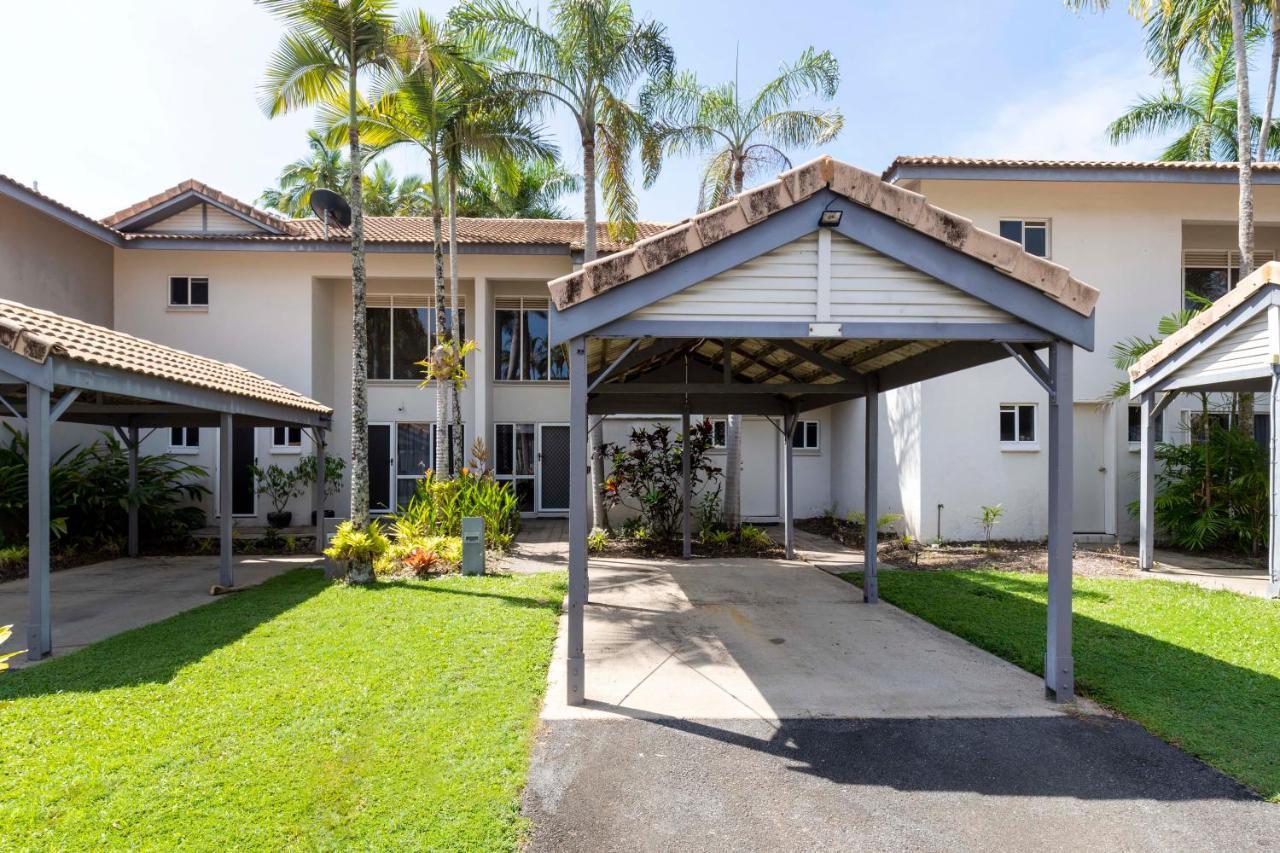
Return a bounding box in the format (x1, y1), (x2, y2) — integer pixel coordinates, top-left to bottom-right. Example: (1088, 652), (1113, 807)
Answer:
(1183, 250), (1276, 309)
(710, 419), (727, 448)
(272, 426), (302, 452)
(169, 276), (209, 307)
(366, 297), (464, 381)
(999, 403), (1037, 448)
(998, 219), (1049, 258)
(169, 426), (199, 453)
(495, 297), (568, 381)
(791, 420), (820, 450)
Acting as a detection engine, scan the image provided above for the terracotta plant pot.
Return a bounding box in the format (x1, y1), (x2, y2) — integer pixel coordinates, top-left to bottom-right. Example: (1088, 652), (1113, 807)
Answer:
(267, 511), (292, 529)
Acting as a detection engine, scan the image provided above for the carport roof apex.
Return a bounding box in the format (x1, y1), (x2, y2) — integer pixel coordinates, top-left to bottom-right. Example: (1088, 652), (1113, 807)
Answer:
(548, 155), (1099, 318)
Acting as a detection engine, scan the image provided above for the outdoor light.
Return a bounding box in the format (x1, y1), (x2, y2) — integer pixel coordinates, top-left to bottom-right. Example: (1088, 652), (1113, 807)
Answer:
(819, 209), (843, 227)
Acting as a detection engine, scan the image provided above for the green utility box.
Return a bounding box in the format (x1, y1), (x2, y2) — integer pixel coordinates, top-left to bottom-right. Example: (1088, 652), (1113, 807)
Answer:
(461, 516), (485, 576)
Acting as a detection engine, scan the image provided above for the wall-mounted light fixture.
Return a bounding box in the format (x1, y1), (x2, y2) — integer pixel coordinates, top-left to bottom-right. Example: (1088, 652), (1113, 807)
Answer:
(819, 208), (842, 227)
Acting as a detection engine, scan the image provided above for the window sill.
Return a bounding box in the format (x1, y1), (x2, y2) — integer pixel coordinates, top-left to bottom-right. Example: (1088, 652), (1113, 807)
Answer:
(166, 305), (209, 313)
(368, 379), (432, 386)
(168, 447), (201, 455)
(271, 447), (303, 455)
(493, 380), (570, 386)
(793, 448), (821, 456)
(1000, 443), (1040, 453)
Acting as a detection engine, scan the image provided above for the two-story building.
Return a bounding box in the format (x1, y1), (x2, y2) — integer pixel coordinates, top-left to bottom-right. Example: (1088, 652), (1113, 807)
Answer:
(3, 156), (1278, 541)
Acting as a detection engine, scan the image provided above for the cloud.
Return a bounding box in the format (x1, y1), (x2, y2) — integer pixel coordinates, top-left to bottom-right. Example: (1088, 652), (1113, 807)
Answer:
(954, 52), (1165, 161)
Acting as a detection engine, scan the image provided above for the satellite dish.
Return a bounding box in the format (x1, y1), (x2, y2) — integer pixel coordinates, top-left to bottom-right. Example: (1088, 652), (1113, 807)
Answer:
(309, 188), (352, 236)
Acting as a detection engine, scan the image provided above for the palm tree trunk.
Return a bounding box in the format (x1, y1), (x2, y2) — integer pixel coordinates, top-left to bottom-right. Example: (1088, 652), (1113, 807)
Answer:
(431, 152), (449, 476)
(448, 170), (464, 470)
(722, 161), (747, 530)
(1260, 0), (1280, 162)
(582, 132), (610, 531)
(1233, 0), (1256, 274)
(347, 58), (372, 563)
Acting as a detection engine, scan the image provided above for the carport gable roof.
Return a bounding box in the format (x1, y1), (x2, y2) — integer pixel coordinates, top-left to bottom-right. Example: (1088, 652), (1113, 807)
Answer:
(0, 299), (331, 427)
(1129, 262), (1280, 397)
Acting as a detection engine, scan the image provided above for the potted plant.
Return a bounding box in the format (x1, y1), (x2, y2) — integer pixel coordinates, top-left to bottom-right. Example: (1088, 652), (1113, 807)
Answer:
(323, 519), (389, 583)
(250, 460), (305, 529)
(295, 453), (346, 526)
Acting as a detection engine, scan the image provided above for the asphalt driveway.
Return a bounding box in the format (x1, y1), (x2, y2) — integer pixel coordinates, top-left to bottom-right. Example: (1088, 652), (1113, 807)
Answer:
(524, 557), (1278, 851)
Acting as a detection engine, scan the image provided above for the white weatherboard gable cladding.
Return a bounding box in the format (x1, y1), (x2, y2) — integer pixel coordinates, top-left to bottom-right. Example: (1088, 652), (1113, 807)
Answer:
(142, 203), (267, 234)
(1175, 310), (1272, 385)
(628, 231), (1016, 324)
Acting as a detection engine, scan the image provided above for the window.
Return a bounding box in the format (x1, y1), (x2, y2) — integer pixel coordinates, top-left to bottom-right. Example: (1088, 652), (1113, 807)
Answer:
(1126, 406), (1165, 445)
(168, 276), (209, 307)
(791, 420), (820, 450)
(169, 427), (199, 452)
(1184, 410), (1233, 444)
(494, 423), (535, 513)
(1183, 250), (1276, 309)
(393, 422), (460, 508)
(999, 404), (1037, 447)
(272, 426), (302, 451)
(998, 219), (1049, 258)
(495, 297), (569, 381)
(710, 419), (727, 448)
(1255, 413), (1270, 447)
(366, 297), (465, 381)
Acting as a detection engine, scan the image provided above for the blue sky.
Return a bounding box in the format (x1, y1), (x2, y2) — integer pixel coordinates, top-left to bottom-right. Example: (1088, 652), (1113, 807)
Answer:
(0, 1), (1172, 223)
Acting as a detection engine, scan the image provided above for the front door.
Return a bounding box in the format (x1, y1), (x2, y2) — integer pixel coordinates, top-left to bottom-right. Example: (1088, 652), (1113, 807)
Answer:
(1072, 404), (1108, 533)
(741, 418), (780, 520)
(368, 424), (393, 513)
(537, 424), (571, 514)
(231, 427), (256, 516)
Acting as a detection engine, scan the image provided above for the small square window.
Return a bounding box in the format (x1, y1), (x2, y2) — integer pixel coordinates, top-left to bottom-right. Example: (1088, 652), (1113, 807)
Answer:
(1127, 406), (1165, 444)
(998, 219), (1049, 258)
(711, 419), (727, 448)
(169, 276), (209, 307)
(169, 426), (199, 451)
(272, 426), (302, 450)
(999, 404), (1036, 446)
(791, 420), (820, 450)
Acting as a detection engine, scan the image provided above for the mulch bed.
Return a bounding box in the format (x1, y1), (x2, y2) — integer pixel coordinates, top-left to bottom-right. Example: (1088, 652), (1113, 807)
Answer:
(0, 537), (318, 584)
(591, 538), (785, 560)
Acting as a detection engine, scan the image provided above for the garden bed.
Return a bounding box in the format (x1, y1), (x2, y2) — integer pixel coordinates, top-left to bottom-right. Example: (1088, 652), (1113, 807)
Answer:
(589, 528), (785, 560)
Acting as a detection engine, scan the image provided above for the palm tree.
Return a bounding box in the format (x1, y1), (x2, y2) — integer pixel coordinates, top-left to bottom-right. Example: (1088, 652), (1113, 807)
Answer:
(453, 0), (675, 530)
(258, 0), (395, 570)
(454, 158), (580, 218)
(361, 160), (433, 215)
(640, 48), (843, 529)
(259, 130), (348, 217)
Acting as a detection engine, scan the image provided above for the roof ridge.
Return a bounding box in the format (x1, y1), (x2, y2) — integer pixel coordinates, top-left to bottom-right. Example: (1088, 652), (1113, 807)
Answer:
(102, 178), (293, 233)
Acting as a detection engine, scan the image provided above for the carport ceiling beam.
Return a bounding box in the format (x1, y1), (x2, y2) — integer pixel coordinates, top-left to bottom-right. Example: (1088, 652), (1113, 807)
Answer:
(1002, 343), (1053, 396)
(768, 339), (862, 382)
(593, 381), (865, 396)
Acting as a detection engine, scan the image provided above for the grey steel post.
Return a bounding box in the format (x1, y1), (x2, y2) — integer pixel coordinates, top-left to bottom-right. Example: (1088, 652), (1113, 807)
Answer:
(1046, 340), (1075, 700)
(567, 336), (588, 704)
(219, 413), (234, 588)
(783, 411), (797, 559)
(126, 423), (139, 558)
(1138, 391), (1156, 571)
(26, 383), (51, 660)
(863, 380), (879, 603)
(681, 401), (692, 559)
(1270, 367), (1280, 597)
(314, 429), (327, 555)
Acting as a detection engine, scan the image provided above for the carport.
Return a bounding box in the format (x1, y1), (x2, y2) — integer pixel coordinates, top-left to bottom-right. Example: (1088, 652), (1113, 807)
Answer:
(0, 298), (332, 661)
(548, 156), (1099, 705)
(1130, 262), (1280, 598)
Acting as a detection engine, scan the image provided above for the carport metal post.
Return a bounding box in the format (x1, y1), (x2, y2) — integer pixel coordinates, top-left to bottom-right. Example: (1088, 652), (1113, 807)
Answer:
(863, 377), (879, 603)
(1270, 365), (1280, 597)
(782, 411), (797, 559)
(126, 423), (139, 558)
(1045, 340), (1074, 700)
(1138, 391), (1156, 571)
(567, 336), (588, 705)
(219, 413), (234, 588)
(26, 382), (51, 660)
(681, 400), (691, 559)
(313, 428), (327, 555)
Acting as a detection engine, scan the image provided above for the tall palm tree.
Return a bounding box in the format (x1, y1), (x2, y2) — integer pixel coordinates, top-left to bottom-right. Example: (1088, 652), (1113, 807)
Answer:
(641, 48), (843, 529)
(325, 10), (483, 475)
(362, 160), (433, 215)
(453, 0), (675, 529)
(258, 0), (395, 570)
(454, 158), (580, 218)
(259, 130), (348, 217)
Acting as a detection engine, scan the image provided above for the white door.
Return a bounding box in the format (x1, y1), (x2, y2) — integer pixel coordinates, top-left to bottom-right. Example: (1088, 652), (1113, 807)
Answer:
(1073, 404), (1107, 533)
(741, 418), (780, 520)
(536, 423), (571, 514)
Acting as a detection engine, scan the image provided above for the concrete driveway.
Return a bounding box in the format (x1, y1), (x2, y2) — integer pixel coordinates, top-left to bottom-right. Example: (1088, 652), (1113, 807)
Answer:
(524, 557), (1278, 852)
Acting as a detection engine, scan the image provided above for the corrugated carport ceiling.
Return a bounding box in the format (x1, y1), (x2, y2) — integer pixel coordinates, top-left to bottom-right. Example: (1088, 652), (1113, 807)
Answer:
(587, 336), (943, 386)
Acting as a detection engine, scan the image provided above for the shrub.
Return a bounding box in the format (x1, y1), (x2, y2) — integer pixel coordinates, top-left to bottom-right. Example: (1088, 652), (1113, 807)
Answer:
(738, 524), (774, 550)
(978, 504), (1004, 547)
(587, 527), (609, 553)
(0, 624), (21, 673)
(249, 460), (306, 518)
(0, 544), (28, 571)
(377, 535), (463, 577)
(598, 421), (722, 542)
(324, 520), (390, 565)
(392, 469), (520, 551)
(294, 452), (346, 498)
(700, 528), (733, 550)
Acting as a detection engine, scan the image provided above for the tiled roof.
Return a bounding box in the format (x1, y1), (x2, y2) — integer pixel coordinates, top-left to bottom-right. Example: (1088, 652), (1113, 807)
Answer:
(102, 179), (293, 233)
(0, 299), (330, 415)
(1129, 261), (1280, 382)
(0, 174), (124, 241)
(882, 155), (1280, 181)
(287, 215), (669, 252)
(549, 156), (1099, 318)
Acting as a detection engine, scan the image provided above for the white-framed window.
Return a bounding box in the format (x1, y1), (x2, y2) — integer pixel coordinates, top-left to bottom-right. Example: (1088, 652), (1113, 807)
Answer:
(168, 276), (209, 308)
(393, 422), (460, 508)
(169, 426), (199, 453)
(1182, 250), (1276, 310)
(710, 418), (727, 448)
(998, 219), (1050, 258)
(1126, 405), (1165, 447)
(366, 295), (465, 381)
(791, 420), (820, 450)
(271, 426), (303, 452)
(494, 422), (535, 513)
(494, 297), (568, 382)
(999, 403), (1037, 449)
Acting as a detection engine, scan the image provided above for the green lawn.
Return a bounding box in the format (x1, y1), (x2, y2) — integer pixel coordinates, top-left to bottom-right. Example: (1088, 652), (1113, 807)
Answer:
(843, 569), (1280, 801)
(0, 568), (566, 850)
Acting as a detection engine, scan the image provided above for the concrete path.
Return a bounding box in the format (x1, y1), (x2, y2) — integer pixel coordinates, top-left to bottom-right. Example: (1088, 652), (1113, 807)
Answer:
(501, 518), (568, 574)
(0, 554), (320, 668)
(524, 557), (1278, 851)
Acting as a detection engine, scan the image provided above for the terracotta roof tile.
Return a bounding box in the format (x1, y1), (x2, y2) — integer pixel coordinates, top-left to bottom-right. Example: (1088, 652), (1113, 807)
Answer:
(882, 155), (1280, 181)
(549, 156), (1099, 318)
(0, 299), (330, 415)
